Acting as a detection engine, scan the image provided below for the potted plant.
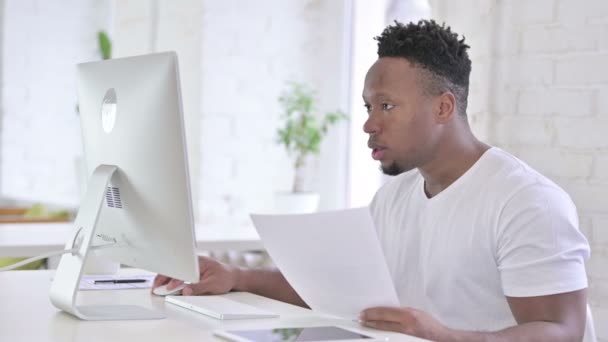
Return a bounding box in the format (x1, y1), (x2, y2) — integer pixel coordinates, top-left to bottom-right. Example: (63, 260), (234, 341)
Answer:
(275, 82), (347, 213)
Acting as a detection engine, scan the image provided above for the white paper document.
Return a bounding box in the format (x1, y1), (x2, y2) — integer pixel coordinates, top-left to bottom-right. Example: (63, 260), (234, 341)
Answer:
(250, 207), (400, 319)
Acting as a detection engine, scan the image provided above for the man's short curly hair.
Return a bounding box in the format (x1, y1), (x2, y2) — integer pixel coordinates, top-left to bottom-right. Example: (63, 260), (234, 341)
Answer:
(375, 20), (471, 116)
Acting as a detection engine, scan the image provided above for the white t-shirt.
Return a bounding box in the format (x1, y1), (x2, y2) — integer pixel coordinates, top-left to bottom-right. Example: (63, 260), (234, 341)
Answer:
(370, 147), (590, 331)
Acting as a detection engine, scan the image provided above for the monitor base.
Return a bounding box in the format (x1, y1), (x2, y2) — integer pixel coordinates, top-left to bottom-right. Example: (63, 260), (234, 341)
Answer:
(49, 164), (165, 321)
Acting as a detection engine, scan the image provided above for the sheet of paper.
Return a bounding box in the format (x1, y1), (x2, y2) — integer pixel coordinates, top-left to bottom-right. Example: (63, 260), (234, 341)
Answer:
(250, 207), (400, 319)
(79, 274), (155, 290)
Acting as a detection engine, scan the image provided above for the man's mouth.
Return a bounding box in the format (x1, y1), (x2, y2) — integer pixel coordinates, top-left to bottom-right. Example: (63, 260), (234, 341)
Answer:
(371, 147), (386, 160)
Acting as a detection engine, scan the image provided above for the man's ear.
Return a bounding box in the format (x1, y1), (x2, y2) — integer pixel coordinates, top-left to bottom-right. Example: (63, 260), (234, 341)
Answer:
(435, 91), (456, 124)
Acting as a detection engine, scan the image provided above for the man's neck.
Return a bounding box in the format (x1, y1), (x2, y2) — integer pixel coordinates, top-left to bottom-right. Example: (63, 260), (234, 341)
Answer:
(418, 133), (490, 199)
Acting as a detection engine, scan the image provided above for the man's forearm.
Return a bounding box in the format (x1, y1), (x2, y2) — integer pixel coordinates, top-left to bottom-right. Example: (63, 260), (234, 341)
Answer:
(445, 321), (579, 342)
(233, 268), (308, 308)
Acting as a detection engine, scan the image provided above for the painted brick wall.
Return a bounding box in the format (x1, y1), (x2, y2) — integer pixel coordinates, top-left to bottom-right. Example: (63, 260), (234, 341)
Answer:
(1, 0), (111, 207)
(111, 0), (205, 222)
(430, 0), (608, 338)
(197, 0), (347, 226)
(1, 0), (348, 227)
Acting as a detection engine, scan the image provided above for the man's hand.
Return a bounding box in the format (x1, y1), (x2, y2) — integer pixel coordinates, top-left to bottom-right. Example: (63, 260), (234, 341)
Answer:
(152, 255), (307, 307)
(152, 256), (239, 296)
(359, 306), (450, 341)
(360, 289), (587, 342)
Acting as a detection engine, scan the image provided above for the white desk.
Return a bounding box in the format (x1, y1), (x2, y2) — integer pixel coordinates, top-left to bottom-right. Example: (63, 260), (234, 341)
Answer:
(0, 270), (426, 342)
(0, 222), (262, 257)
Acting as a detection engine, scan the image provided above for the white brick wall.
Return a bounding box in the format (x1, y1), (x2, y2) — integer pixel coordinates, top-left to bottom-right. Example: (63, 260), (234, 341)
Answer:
(595, 155), (608, 180)
(593, 216), (608, 246)
(1, 0), (347, 224)
(555, 118), (608, 149)
(198, 0), (347, 225)
(492, 116), (555, 145)
(566, 183), (608, 213)
(520, 26), (602, 54)
(431, 0), (608, 338)
(1, 0), (111, 206)
(514, 0), (556, 25)
(557, 0), (608, 26)
(112, 0), (205, 222)
(347, 0), (390, 207)
(495, 57), (555, 87)
(596, 308), (608, 342)
(600, 88), (608, 116)
(518, 89), (594, 116)
(555, 54), (608, 85)
(513, 148), (593, 180)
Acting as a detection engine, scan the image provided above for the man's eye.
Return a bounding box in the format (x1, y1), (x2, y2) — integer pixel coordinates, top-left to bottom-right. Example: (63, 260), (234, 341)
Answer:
(364, 104), (371, 113)
(382, 103), (394, 111)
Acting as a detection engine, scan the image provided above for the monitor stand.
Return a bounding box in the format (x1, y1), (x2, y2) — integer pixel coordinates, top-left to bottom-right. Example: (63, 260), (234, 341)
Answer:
(49, 164), (164, 320)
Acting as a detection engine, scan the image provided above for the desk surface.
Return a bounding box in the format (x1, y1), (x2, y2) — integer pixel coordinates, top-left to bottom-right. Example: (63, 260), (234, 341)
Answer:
(0, 270), (426, 342)
(0, 222), (262, 257)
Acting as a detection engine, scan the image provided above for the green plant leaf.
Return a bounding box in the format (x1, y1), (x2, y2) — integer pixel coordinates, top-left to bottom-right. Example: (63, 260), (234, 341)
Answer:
(275, 81), (348, 173)
(23, 203), (48, 218)
(98, 31), (112, 60)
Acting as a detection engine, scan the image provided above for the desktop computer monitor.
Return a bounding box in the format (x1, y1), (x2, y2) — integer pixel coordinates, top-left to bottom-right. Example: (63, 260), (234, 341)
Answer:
(49, 52), (200, 320)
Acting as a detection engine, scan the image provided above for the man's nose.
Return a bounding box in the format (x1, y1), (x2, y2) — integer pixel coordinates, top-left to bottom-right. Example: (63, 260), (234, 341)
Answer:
(363, 111), (380, 135)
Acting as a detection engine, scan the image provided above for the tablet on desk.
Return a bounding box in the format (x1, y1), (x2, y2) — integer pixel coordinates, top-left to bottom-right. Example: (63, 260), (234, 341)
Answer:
(214, 326), (381, 342)
(165, 295), (279, 320)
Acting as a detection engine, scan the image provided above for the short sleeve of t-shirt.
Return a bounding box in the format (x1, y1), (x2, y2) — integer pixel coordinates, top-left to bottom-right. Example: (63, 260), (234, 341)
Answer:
(496, 183), (590, 297)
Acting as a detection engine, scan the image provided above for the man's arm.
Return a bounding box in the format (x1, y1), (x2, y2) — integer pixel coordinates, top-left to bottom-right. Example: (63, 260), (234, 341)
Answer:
(152, 256), (307, 308)
(360, 289), (587, 342)
(450, 289), (587, 341)
(233, 267), (308, 308)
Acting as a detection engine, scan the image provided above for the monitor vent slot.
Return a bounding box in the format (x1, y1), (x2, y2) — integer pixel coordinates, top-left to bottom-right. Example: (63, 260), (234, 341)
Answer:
(105, 186), (123, 209)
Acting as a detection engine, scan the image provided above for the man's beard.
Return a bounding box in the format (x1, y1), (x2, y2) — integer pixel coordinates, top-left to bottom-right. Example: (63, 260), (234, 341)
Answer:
(380, 160), (417, 176)
(381, 162), (403, 176)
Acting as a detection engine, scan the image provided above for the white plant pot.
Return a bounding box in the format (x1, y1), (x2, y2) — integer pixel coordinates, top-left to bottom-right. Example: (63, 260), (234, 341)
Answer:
(274, 192), (320, 214)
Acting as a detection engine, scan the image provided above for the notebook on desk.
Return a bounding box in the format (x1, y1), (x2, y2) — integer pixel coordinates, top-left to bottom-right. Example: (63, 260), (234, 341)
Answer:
(165, 295), (279, 320)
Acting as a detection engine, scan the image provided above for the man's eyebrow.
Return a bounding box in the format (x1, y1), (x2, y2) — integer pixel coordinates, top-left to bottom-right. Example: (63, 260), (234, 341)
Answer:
(363, 91), (392, 100)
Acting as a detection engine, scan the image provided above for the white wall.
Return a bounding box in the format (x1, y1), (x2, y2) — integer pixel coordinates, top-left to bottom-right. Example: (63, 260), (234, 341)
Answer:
(111, 0), (204, 221)
(0, 0), (349, 226)
(0, 2), (3, 192)
(197, 0), (348, 226)
(430, 0), (608, 338)
(0, 0), (112, 207)
(348, 0), (432, 207)
(347, 0), (387, 208)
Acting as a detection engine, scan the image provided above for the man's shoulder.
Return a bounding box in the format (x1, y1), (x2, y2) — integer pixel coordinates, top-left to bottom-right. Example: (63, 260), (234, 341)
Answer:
(482, 148), (574, 210)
